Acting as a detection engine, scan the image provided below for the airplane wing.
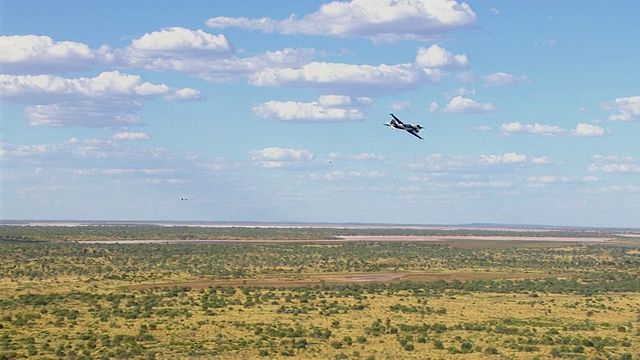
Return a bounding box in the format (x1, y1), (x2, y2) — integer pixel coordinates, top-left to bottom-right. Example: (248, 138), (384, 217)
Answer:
(408, 130), (423, 140)
(390, 113), (404, 125)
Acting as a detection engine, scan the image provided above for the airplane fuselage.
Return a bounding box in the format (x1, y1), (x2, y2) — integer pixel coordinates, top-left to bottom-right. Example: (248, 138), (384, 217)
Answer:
(384, 113), (424, 139)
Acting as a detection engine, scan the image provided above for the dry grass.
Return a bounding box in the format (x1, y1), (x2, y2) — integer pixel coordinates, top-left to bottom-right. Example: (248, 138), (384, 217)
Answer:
(1, 235), (639, 359)
(128, 270), (558, 290)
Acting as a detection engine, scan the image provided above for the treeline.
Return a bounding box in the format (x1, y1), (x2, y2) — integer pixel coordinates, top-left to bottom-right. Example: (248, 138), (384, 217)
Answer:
(2, 241), (640, 286)
(331, 228), (617, 238)
(0, 225), (338, 242)
(0, 225), (622, 242)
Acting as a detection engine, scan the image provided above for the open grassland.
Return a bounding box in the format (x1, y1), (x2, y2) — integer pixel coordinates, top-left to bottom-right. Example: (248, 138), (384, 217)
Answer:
(0, 225), (639, 359)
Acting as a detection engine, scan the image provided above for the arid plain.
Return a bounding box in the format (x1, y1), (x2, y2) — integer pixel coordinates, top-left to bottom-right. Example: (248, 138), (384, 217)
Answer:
(1, 223), (639, 359)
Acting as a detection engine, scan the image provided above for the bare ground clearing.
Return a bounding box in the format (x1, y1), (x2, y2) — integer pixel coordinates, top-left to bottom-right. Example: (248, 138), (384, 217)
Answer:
(128, 271), (558, 290)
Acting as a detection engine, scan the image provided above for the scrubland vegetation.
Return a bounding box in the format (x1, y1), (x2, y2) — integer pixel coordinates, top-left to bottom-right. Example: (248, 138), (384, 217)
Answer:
(0, 225), (639, 359)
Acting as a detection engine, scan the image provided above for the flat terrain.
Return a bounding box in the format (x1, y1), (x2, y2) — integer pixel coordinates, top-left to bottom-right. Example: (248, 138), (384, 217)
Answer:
(76, 234), (616, 244)
(129, 270), (559, 290)
(1, 224), (639, 359)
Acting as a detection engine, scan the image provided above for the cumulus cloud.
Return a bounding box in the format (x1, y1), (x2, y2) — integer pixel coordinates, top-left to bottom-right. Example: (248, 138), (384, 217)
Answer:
(0, 35), (109, 74)
(589, 154), (640, 173)
(573, 123), (607, 136)
(455, 180), (513, 188)
(481, 72), (529, 87)
(250, 61), (432, 96)
(444, 87), (475, 99)
(248, 45), (468, 96)
(114, 27), (233, 71)
(206, 0), (477, 43)
(431, 96), (496, 113)
(415, 44), (469, 69)
(128, 27), (233, 56)
(0, 71), (202, 127)
(110, 132), (151, 141)
(604, 96), (640, 122)
(253, 95), (371, 122)
(500, 122), (607, 137)
(110, 27), (316, 83)
(164, 88), (205, 101)
(249, 147), (315, 168)
(1, 28), (320, 85)
(526, 176), (576, 188)
(479, 152), (527, 164)
(310, 170), (387, 181)
(328, 152), (385, 161)
(391, 101), (412, 110)
(403, 152), (552, 173)
(1, 137), (183, 170)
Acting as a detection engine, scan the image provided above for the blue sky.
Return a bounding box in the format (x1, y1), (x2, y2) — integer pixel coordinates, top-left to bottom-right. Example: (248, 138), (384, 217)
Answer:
(1, 0), (639, 227)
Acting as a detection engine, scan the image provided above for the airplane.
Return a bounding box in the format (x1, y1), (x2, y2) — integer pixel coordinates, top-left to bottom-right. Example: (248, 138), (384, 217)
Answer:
(384, 113), (424, 140)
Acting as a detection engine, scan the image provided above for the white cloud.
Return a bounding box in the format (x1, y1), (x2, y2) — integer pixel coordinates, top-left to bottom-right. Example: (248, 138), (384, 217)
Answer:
(431, 96), (496, 113)
(403, 152), (552, 173)
(111, 27), (317, 83)
(164, 88), (204, 101)
(206, 0), (477, 43)
(349, 153), (385, 161)
(573, 123), (606, 137)
(253, 95), (371, 122)
(248, 45), (471, 96)
(481, 72), (528, 87)
(129, 27), (233, 55)
(310, 170), (386, 181)
(0, 35), (108, 74)
(250, 147), (314, 161)
(0, 71), (198, 101)
(391, 101), (412, 110)
(444, 87), (475, 99)
(415, 45), (468, 69)
(329, 152), (385, 161)
(589, 154), (640, 173)
(25, 101), (144, 128)
(604, 96), (640, 122)
(456, 180), (513, 188)
(500, 122), (607, 137)
(0, 137), (207, 173)
(526, 176), (576, 188)
(479, 152), (526, 164)
(531, 156), (553, 164)
(592, 154), (637, 162)
(0, 71), (202, 127)
(500, 122), (564, 136)
(110, 132), (151, 141)
(249, 147), (315, 168)
(250, 61), (432, 96)
(581, 185), (640, 194)
(589, 164), (640, 173)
